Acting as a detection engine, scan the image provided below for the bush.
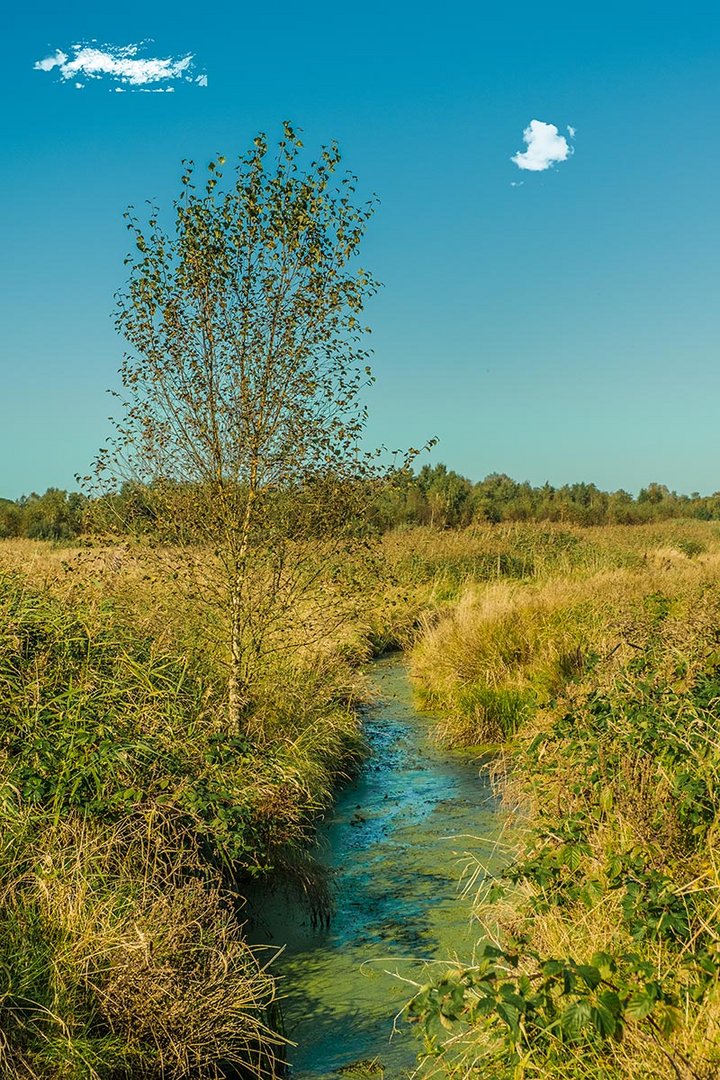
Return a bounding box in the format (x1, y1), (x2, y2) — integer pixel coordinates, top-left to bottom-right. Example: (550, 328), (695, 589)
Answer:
(0, 565), (371, 1077)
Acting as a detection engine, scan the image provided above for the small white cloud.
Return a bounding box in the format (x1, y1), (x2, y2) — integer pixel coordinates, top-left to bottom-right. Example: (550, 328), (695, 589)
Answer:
(512, 119), (574, 172)
(75, 82), (84, 89)
(34, 49), (67, 72)
(567, 125), (576, 138)
(34, 40), (206, 91)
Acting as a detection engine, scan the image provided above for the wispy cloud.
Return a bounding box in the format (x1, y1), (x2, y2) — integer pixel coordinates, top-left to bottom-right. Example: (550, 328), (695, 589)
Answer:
(512, 119), (574, 172)
(33, 41), (206, 90)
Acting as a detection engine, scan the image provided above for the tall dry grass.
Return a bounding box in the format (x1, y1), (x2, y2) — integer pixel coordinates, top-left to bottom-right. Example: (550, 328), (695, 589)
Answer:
(406, 522), (720, 1079)
(0, 544), (376, 1077)
(411, 534), (720, 744)
(0, 799), (286, 1079)
(4, 521), (720, 1077)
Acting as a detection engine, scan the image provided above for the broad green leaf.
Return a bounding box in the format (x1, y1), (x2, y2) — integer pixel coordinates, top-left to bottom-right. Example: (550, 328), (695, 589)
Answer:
(561, 999), (593, 1038)
(624, 991), (654, 1021)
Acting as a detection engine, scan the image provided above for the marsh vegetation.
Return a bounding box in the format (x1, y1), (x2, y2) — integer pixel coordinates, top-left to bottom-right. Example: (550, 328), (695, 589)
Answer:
(407, 522), (720, 1079)
(1, 519), (720, 1078)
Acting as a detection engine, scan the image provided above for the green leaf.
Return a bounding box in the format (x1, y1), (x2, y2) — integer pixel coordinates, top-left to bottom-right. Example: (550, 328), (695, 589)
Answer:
(598, 989), (622, 1016)
(656, 1004), (683, 1037)
(590, 1003), (617, 1038)
(499, 986), (527, 1014)
(591, 952), (616, 979)
(496, 1002), (521, 1037)
(576, 964), (601, 989)
(624, 991), (654, 1021)
(561, 999), (593, 1038)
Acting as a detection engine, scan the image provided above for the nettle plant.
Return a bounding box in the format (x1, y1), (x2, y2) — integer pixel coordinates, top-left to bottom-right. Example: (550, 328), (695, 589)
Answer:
(407, 942), (686, 1063)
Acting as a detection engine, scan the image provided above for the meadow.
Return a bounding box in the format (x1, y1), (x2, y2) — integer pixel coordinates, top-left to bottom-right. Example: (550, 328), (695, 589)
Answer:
(1, 519), (719, 1078)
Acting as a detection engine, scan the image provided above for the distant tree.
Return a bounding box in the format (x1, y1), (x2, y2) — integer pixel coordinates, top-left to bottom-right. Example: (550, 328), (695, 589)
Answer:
(473, 474), (522, 523)
(607, 489), (636, 524)
(416, 464), (473, 527)
(18, 489), (86, 541)
(93, 124), (389, 730)
(638, 482), (670, 505)
(0, 498), (21, 539)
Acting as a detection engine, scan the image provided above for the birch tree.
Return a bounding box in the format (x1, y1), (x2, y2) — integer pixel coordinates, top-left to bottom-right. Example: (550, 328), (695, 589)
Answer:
(94, 123), (383, 730)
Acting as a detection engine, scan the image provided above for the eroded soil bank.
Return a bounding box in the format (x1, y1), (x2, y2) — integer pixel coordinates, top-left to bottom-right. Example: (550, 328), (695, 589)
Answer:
(256, 656), (507, 1078)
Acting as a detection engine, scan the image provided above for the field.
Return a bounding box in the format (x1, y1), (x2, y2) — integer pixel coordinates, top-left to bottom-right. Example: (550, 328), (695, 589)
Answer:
(1, 519), (719, 1078)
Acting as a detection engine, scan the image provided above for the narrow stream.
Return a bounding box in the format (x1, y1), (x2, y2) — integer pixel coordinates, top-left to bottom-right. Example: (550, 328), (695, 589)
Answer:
(259, 656), (507, 1078)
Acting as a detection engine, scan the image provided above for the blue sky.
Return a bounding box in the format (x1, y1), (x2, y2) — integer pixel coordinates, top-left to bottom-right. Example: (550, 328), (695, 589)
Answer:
(3, 2), (720, 498)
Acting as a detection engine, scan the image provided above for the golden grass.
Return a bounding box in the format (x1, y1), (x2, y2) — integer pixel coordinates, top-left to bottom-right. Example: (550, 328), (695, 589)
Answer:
(4, 522), (720, 1077)
(405, 521), (720, 1078)
(410, 530), (720, 743)
(0, 805), (286, 1079)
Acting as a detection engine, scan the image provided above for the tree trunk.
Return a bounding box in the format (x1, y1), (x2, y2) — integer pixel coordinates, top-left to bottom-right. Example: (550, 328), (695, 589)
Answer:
(228, 583), (246, 732)
(227, 475), (258, 732)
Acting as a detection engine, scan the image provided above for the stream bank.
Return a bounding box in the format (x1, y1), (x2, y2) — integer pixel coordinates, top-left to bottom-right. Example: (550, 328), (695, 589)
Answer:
(255, 656), (508, 1078)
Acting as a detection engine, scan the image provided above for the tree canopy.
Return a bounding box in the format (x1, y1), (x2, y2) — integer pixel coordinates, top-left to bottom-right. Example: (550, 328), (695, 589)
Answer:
(92, 123), (385, 728)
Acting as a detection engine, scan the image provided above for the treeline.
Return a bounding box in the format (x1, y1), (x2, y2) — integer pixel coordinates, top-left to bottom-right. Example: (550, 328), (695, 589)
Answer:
(0, 489), (86, 540)
(5, 467), (720, 541)
(376, 465), (720, 527)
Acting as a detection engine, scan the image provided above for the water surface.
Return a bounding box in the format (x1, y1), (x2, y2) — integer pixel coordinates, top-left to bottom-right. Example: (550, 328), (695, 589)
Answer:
(260, 657), (506, 1077)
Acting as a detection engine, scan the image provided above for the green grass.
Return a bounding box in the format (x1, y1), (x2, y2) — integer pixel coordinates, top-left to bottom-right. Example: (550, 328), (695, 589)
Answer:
(0, 565), (372, 1077)
(406, 524), (720, 1078)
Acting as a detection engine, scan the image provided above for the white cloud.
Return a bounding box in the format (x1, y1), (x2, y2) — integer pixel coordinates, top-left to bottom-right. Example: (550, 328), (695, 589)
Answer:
(567, 125), (576, 138)
(34, 49), (67, 72)
(512, 119), (574, 172)
(33, 41), (206, 90)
